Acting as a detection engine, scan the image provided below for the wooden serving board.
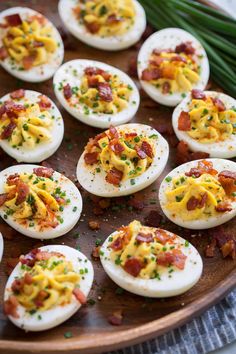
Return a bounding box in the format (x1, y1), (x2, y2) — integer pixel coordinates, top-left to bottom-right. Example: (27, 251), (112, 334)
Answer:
(0, 1), (235, 353)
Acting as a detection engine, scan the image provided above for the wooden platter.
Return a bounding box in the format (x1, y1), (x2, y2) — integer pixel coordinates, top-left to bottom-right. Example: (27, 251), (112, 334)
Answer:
(0, 1), (235, 353)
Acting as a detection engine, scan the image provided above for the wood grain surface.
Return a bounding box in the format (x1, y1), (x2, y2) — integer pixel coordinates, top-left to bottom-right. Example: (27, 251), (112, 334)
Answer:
(0, 1), (235, 353)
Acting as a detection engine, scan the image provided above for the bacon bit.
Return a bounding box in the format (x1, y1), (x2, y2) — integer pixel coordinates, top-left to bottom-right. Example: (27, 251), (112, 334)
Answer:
(198, 192), (208, 208)
(124, 257), (142, 277)
(145, 210), (163, 227)
(85, 21), (100, 34)
(87, 75), (99, 88)
(106, 168), (123, 186)
(127, 196), (145, 211)
(191, 89), (206, 100)
(15, 181), (29, 205)
(92, 246), (100, 259)
(135, 145), (147, 159)
(5, 14), (22, 26)
(22, 54), (36, 70)
(219, 170), (236, 180)
(0, 193), (8, 206)
(221, 240), (236, 259)
(170, 55), (187, 63)
(34, 290), (48, 307)
(141, 141), (153, 158)
(197, 160), (217, 175)
(150, 56), (165, 66)
(0, 46), (8, 60)
(20, 249), (39, 268)
(107, 14), (122, 24)
(205, 238), (216, 258)
(185, 168), (201, 178)
(178, 111), (191, 131)
(3, 295), (19, 318)
(109, 125), (119, 139)
(155, 229), (171, 245)
(0, 122), (16, 139)
(33, 41), (44, 48)
(33, 167), (54, 178)
(175, 41), (195, 55)
(88, 220), (100, 230)
(141, 68), (162, 81)
(211, 97), (226, 112)
(63, 83), (72, 99)
(162, 81), (171, 94)
(84, 152), (98, 165)
(110, 236), (123, 251)
(136, 232), (154, 243)
(73, 288), (87, 305)
(215, 202), (232, 212)
(85, 67), (111, 81)
(11, 278), (24, 293)
(187, 196), (200, 211)
(218, 171), (236, 195)
(38, 94), (52, 110)
(109, 139), (125, 155)
(127, 55), (138, 78)
(125, 132), (137, 138)
(7, 173), (20, 185)
(157, 249), (187, 270)
(97, 82), (113, 102)
(0, 104), (6, 117)
(108, 309), (123, 326)
(5, 101), (25, 117)
(24, 272), (33, 285)
(10, 89), (25, 99)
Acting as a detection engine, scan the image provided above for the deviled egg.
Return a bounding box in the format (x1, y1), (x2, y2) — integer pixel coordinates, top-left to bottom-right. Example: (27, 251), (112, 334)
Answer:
(0, 232), (3, 262)
(159, 158), (236, 229)
(58, 0), (146, 51)
(4, 245), (94, 331)
(172, 90), (236, 158)
(0, 164), (82, 239)
(53, 59), (140, 128)
(100, 220), (203, 297)
(77, 124), (169, 197)
(0, 89), (64, 162)
(138, 28), (210, 106)
(0, 7), (64, 82)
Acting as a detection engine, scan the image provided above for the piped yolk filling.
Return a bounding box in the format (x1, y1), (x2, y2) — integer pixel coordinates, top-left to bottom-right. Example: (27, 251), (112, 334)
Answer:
(141, 42), (200, 94)
(107, 220), (187, 279)
(165, 160), (236, 221)
(0, 170), (69, 229)
(179, 96), (236, 143)
(1, 14), (57, 69)
(84, 125), (155, 186)
(73, 0), (135, 36)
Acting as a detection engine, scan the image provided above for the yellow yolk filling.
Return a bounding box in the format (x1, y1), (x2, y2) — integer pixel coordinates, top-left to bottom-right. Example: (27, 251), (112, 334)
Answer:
(16, 255), (80, 311)
(3, 19), (57, 67)
(76, 0), (135, 36)
(187, 97), (236, 143)
(165, 173), (226, 221)
(148, 51), (199, 93)
(0, 102), (53, 148)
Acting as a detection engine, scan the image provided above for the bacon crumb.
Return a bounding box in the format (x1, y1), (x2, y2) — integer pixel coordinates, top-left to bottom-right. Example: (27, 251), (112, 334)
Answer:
(88, 220), (100, 230)
(108, 309), (123, 326)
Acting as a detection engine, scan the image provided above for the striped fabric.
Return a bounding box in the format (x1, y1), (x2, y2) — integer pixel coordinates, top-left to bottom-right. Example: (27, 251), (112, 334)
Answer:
(108, 288), (236, 354)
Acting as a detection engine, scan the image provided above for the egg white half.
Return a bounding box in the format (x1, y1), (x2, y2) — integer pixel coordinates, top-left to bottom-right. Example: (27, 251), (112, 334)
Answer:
(58, 0), (146, 51)
(53, 59), (140, 128)
(0, 7), (64, 82)
(77, 123), (169, 197)
(100, 227), (203, 297)
(159, 158), (236, 229)
(0, 232), (3, 262)
(0, 164), (82, 239)
(172, 91), (236, 158)
(4, 245), (94, 331)
(138, 28), (210, 107)
(0, 90), (64, 163)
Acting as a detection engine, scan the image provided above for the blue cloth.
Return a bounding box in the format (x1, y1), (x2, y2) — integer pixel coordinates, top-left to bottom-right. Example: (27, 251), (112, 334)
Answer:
(108, 288), (236, 354)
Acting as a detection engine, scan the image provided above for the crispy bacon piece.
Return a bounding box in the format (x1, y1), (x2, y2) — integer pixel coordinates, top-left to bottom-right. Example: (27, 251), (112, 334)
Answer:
(92, 246), (100, 259)
(5, 101), (25, 117)
(87, 75), (99, 88)
(88, 220), (100, 230)
(84, 67), (111, 81)
(136, 232), (154, 243)
(125, 132), (137, 138)
(108, 310), (123, 326)
(11, 278), (24, 293)
(85, 21), (100, 34)
(155, 229), (172, 245)
(10, 89), (25, 99)
(215, 202), (232, 212)
(107, 14), (122, 24)
(205, 238), (216, 258)
(109, 125), (119, 139)
(135, 146), (147, 159)
(197, 160), (217, 175)
(20, 248), (39, 267)
(63, 83), (72, 99)
(157, 249), (187, 270)
(0, 193), (8, 206)
(105, 167), (123, 186)
(185, 168), (201, 178)
(219, 170), (236, 180)
(24, 272), (33, 285)
(34, 290), (48, 307)
(0, 46), (8, 60)
(221, 240), (236, 259)
(33, 166), (54, 178)
(178, 111), (191, 131)
(150, 56), (165, 67)
(170, 55), (187, 63)
(15, 181), (29, 205)
(32, 41), (44, 48)
(35, 251), (63, 261)
(73, 288), (87, 305)
(109, 139), (124, 155)
(162, 81), (171, 94)
(38, 94), (52, 110)
(110, 236), (123, 251)
(124, 257), (142, 277)
(5, 14), (22, 26)
(22, 54), (36, 70)
(175, 41), (195, 55)
(7, 173), (20, 185)
(211, 97), (226, 112)
(187, 196), (199, 211)
(97, 82), (113, 102)
(84, 152), (98, 165)
(3, 295), (19, 318)
(141, 141), (153, 158)
(218, 171), (236, 196)
(198, 192), (208, 208)
(191, 89), (206, 100)
(0, 121), (16, 139)
(141, 68), (162, 81)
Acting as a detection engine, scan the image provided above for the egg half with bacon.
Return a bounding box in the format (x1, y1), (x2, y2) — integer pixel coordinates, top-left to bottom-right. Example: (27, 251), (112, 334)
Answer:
(4, 245), (94, 331)
(173, 90), (236, 158)
(159, 159), (236, 229)
(0, 232), (3, 262)
(58, 0), (146, 51)
(76, 124), (169, 197)
(0, 165), (82, 239)
(138, 28), (209, 106)
(53, 59), (140, 128)
(100, 220), (202, 297)
(0, 7), (64, 82)
(0, 89), (64, 162)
